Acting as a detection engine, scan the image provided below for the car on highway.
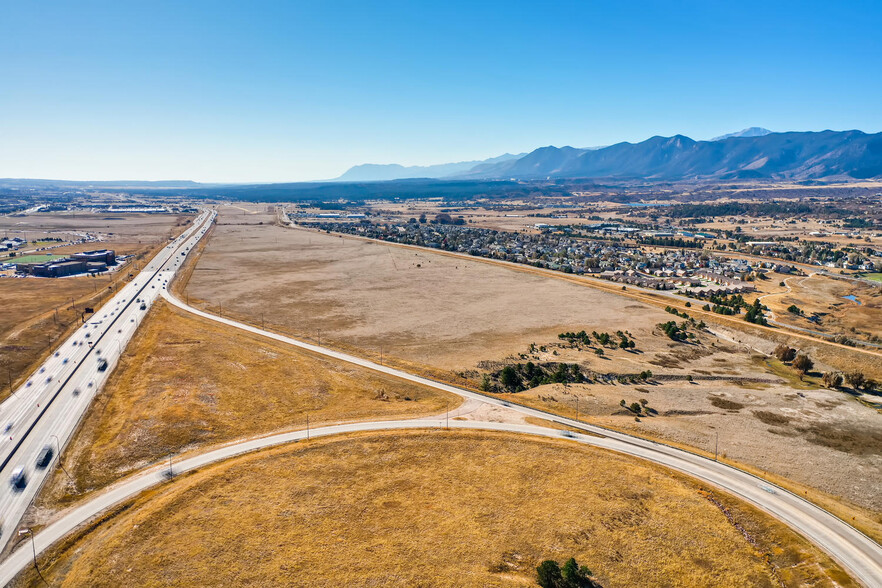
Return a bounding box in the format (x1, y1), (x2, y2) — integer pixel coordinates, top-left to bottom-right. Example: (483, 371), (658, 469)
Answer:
(35, 445), (53, 469)
(3, 423), (13, 433)
(10, 467), (27, 491)
(97, 358), (109, 372)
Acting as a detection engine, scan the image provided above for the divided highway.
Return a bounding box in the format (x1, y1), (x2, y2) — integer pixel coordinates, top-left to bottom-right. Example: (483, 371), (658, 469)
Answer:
(0, 208), (216, 550)
(0, 213), (879, 586)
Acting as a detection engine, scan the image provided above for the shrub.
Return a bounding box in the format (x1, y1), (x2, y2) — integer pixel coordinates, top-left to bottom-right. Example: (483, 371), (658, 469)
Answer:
(773, 344), (796, 362)
(845, 371), (866, 390)
(792, 354), (813, 374)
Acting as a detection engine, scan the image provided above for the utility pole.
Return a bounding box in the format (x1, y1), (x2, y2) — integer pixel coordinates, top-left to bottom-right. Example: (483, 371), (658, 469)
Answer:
(7, 369), (14, 397)
(715, 430), (719, 461)
(576, 396), (579, 421)
(168, 453), (174, 477)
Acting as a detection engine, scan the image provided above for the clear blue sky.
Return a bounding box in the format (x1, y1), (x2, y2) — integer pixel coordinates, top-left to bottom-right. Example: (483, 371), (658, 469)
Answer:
(1, 0), (880, 182)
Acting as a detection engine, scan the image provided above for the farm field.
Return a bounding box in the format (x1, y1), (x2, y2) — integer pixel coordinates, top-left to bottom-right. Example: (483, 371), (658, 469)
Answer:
(32, 300), (458, 511)
(183, 208), (882, 520)
(13, 431), (852, 588)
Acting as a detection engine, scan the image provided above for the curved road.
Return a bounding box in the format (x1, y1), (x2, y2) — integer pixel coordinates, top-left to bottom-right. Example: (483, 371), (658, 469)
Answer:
(1, 417), (881, 586)
(1, 233), (880, 584)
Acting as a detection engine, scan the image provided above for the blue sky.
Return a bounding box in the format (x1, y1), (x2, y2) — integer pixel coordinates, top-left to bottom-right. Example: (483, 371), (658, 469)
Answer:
(1, 1), (880, 182)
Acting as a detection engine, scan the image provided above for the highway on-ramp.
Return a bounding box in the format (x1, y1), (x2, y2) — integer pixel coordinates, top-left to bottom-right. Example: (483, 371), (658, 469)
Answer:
(0, 215), (879, 586)
(159, 286), (882, 587)
(0, 208), (216, 552)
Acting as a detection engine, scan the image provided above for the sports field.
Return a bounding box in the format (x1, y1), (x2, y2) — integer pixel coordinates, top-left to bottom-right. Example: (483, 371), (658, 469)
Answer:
(0, 254), (65, 264)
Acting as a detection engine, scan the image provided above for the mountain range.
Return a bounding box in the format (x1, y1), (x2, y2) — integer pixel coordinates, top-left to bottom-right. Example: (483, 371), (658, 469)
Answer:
(334, 153), (524, 182)
(335, 129), (882, 182)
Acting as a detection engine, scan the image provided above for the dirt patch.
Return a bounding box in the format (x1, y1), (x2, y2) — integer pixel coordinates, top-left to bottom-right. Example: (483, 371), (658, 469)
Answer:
(710, 396), (746, 411)
(753, 410), (793, 427)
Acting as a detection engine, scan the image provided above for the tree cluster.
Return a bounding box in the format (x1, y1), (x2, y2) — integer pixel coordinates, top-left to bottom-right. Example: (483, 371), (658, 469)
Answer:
(658, 320), (688, 341)
(537, 558), (603, 588)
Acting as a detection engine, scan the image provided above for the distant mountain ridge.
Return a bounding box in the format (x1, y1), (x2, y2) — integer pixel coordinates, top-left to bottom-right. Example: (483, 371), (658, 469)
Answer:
(334, 153), (524, 181)
(334, 129), (882, 182)
(711, 127), (772, 141)
(454, 129), (882, 181)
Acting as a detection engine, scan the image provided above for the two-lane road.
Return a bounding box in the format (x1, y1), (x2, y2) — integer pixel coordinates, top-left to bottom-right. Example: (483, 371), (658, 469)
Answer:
(158, 287), (882, 587)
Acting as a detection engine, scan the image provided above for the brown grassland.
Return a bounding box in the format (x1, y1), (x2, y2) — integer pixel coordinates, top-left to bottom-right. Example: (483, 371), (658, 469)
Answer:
(13, 431), (854, 588)
(183, 209), (882, 521)
(761, 273), (882, 344)
(0, 213), (192, 398)
(33, 299), (458, 511)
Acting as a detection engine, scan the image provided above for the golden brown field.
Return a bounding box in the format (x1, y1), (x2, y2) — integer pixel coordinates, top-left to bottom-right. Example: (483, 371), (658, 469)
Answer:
(34, 300), (458, 510)
(760, 273), (882, 344)
(181, 208), (882, 516)
(13, 431), (853, 588)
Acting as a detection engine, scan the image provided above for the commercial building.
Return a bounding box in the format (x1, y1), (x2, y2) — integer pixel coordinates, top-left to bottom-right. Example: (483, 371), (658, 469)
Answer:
(16, 249), (116, 277)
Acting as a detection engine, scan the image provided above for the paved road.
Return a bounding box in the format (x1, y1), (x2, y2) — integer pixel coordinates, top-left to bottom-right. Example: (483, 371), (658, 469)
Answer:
(0, 209), (216, 551)
(1, 416), (881, 586)
(159, 287), (882, 586)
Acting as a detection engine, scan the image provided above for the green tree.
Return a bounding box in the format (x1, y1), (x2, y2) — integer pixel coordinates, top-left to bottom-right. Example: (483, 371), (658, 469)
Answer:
(537, 560), (564, 588)
(500, 366), (520, 390)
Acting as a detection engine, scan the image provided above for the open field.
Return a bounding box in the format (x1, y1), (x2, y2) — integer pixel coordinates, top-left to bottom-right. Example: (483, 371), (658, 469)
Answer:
(13, 431), (853, 587)
(188, 207), (677, 374)
(760, 274), (882, 344)
(0, 213), (191, 397)
(33, 300), (458, 510)
(183, 210), (882, 517)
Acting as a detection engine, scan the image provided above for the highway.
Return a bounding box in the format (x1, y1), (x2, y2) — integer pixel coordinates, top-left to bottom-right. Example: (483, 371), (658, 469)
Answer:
(0, 212), (878, 585)
(0, 208), (216, 552)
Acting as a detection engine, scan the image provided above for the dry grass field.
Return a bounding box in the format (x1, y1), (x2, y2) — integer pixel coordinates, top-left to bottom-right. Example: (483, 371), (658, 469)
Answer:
(182, 210), (882, 518)
(0, 213), (191, 396)
(13, 431), (853, 588)
(760, 273), (882, 344)
(188, 207), (676, 374)
(34, 300), (458, 510)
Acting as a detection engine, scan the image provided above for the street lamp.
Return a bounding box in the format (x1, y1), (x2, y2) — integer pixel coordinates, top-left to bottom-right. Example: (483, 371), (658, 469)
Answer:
(50, 434), (73, 481)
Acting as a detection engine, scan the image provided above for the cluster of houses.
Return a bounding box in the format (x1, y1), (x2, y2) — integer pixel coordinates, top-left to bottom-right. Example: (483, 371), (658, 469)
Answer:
(302, 220), (775, 294)
(0, 237), (26, 253)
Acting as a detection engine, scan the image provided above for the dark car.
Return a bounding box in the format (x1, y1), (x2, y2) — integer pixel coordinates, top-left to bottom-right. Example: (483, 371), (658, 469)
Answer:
(35, 445), (53, 469)
(10, 467), (26, 491)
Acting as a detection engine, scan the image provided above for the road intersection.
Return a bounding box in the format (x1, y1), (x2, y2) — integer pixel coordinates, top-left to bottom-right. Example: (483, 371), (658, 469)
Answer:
(0, 209), (880, 586)
(0, 209), (215, 552)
